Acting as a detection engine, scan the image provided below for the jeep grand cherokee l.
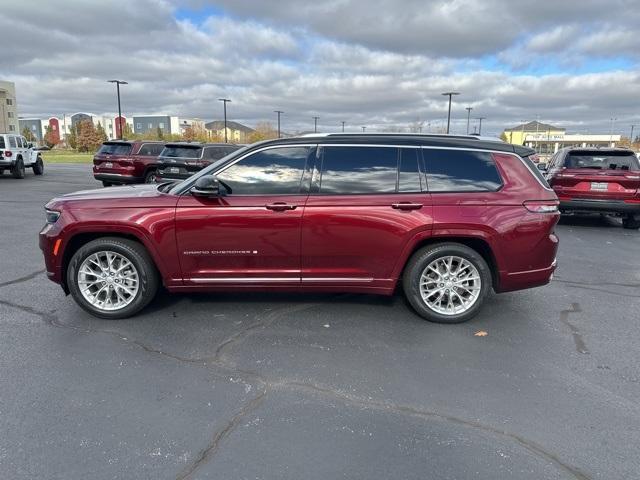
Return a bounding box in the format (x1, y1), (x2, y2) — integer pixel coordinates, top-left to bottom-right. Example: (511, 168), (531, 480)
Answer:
(93, 140), (165, 186)
(40, 134), (559, 323)
(545, 147), (640, 229)
(156, 142), (242, 181)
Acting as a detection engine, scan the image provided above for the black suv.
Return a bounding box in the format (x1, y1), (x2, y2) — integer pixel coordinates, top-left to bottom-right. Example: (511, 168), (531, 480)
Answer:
(156, 143), (242, 181)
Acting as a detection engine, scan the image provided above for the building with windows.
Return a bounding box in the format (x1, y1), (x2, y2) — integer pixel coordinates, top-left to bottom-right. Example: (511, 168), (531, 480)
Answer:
(132, 115), (180, 136)
(0, 80), (18, 133)
(18, 118), (44, 142)
(205, 120), (254, 143)
(503, 121), (621, 155)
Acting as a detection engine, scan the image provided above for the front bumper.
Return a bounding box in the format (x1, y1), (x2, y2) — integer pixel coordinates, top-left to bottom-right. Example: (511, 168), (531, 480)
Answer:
(560, 198), (640, 215)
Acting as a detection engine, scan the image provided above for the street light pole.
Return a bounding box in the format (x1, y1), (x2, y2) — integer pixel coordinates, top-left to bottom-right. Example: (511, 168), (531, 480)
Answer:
(274, 110), (283, 138)
(341, 121), (345, 132)
(476, 117), (486, 135)
(107, 80), (128, 139)
(313, 116), (319, 133)
(361, 126), (366, 132)
(465, 107), (473, 134)
(218, 98), (231, 143)
(631, 125), (636, 146)
(441, 91), (460, 134)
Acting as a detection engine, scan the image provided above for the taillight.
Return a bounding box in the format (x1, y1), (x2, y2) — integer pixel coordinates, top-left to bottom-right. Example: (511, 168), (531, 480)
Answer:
(523, 200), (559, 213)
(4, 150), (12, 157)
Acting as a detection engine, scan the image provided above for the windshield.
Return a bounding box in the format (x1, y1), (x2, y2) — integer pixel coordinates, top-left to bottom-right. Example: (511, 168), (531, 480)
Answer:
(564, 151), (640, 171)
(168, 145), (250, 195)
(98, 143), (132, 155)
(160, 146), (202, 159)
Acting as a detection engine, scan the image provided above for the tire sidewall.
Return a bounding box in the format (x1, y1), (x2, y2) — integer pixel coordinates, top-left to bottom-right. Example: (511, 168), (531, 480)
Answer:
(67, 239), (157, 319)
(33, 157), (44, 175)
(403, 243), (491, 324)
(12, 158), (25, 178)
(144, 170), (157, 184)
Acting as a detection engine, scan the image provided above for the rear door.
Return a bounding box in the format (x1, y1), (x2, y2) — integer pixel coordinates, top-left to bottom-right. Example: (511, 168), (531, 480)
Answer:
(301, 144), (432, 289)
(552, 150), (640, 201)
(175, 145), (314, 285)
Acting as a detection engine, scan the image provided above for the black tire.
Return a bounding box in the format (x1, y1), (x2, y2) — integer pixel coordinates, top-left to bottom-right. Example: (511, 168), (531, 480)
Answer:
(144, 169), (158, 184)
(32, 156), (44, 175)
(67, 237), (159, 319)
(102, 181), (113, 187)
(11, 158), (25, 179)
(622, 215), (640, 229)
(402, 243), (492, 324)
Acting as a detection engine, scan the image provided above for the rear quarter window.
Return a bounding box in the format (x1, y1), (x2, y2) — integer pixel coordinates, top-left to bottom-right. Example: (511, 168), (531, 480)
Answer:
(0, 136), (5, 149)
(161, 146), (202, 159)
(98, 143), (132, 155)
(423, 148), (503, 192)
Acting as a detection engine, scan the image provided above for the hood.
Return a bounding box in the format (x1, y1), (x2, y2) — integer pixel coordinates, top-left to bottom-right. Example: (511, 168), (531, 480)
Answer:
(46, 184), (178, 210)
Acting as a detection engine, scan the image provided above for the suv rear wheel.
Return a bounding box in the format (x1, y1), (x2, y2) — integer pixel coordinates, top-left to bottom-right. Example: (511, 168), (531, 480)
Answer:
(11, 158), (25, 179)
(622, 215), (640, 230)
(144, 169), (158, 184)
(402, 243), (491, 323)
(67, 237), (159, 319)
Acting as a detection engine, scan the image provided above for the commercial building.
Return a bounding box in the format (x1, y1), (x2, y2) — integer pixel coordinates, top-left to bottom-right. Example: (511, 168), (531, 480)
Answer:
(18, 118), (44, 142)
(0, 80), (18, 133)
(205, 120), (254, 143)
(503, 121), (622, 155)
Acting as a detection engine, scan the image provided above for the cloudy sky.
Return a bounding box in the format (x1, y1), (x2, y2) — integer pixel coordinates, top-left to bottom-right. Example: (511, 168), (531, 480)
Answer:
(2, 0), (639, 136)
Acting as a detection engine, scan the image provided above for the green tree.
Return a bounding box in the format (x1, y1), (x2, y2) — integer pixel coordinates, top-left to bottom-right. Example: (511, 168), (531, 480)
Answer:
(156, 126), (164, 140)
(67, 124), (78, 150)
(499, 132), (509, 143)
(96, 122), (108, 143)
(22, 126), (36, 142)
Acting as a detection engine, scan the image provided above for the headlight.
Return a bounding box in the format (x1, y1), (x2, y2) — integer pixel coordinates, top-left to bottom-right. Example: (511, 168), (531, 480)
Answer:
(45, 209), (61, 224)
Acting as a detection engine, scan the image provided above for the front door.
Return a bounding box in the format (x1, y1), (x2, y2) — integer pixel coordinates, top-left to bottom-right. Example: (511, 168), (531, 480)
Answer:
(175, 145), (315, 286)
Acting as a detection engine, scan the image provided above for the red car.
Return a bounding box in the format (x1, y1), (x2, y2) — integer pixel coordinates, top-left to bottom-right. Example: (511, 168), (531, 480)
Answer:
(41, 134), (559, 323)
(544, 147), (640, 229)
(93, 140), (165, 186)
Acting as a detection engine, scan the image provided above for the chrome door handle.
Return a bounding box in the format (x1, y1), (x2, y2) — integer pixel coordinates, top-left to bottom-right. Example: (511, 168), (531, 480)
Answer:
(265, 203), (297, 211)
(391, 203), (423, 210)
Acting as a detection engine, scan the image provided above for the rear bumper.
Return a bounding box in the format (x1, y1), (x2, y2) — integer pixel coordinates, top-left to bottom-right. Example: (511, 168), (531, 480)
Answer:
(0, 159), (17, 168)
(560, 198), (640, 215)
(498, 260), (557, 293)
(93, 173), (141, 184)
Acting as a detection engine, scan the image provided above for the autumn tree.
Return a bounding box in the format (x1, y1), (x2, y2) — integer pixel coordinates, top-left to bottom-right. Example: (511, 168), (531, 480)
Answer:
(67, 124), (78, 150)
(247, 122), (277, 143)
(76, 120), (104, 153)
(43, 125), (60, 149)
(156, 126), (164, 140)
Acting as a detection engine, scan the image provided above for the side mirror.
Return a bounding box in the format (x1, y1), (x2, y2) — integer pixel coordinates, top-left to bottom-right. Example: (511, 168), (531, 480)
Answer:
(191, 175), (220, 197)
(537, 163), (548, 171)
(27, 143), (33, 149)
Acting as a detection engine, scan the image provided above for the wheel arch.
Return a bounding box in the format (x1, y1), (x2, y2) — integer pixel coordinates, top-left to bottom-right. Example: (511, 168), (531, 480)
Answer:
(394, 233), (501, 292)
(60, 230), (166, 293)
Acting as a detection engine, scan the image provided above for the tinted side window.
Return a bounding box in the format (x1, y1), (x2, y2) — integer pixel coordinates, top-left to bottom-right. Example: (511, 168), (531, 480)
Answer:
(424, 149), (502, 192)
(137, 144), (163, 156)
(9, 136), (17, 148)
(203, 147), (232, 160)
(398, 148), (422, 192)
(0, 137), (5, 149)
(217, 147), (310, 195)
(319, 146), (397, 194)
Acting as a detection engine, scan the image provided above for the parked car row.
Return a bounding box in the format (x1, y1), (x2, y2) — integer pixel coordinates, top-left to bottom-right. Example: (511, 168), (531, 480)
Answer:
(92, 140), (242, 186)
(42, 133), (559, 322)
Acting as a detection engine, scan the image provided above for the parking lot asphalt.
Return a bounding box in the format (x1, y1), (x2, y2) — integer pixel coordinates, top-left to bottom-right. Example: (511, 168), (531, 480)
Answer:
(1, 164), (639, 479)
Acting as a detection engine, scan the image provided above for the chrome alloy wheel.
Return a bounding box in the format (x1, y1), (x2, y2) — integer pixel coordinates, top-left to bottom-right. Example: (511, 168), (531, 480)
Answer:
(77, 251), (140, 311)
(419, 256), (481, 315)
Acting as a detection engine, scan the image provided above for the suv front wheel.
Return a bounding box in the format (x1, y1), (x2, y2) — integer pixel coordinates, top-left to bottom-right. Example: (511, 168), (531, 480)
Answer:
(403, 243), (491, 323)
(67, 237), (159, 319)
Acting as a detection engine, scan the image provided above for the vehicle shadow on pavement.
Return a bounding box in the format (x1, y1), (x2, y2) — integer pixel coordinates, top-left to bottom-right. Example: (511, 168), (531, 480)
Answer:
(558, 214), (621, 228)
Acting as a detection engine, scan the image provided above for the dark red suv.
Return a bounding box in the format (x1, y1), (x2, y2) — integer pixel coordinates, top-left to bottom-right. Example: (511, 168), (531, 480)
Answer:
(41, 134), (559, 323)
(93, 140), (165, 186)
(544, 147), (640, 229)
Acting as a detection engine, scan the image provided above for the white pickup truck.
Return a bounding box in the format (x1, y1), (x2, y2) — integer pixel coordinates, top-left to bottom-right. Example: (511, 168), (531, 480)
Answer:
(0, 133), (44, 178)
